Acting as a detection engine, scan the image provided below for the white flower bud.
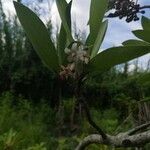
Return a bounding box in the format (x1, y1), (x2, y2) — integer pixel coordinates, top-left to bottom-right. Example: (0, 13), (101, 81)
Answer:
(80, 55), (85, 62)
(69, 63), (75, 71)
(82, 51), (87, 56)
(71, 43), (78, 51)
(64, 48), (71, 54)
(84, 57), (89, 64)
(78, 45), (84, 51)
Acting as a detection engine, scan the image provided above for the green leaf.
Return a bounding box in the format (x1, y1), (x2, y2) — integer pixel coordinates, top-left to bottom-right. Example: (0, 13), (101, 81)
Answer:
(13, 1), (59, 72)
(57, 24), (67, 65)
(142, 16), (150, 31)
(56, 0), (73, 43)
(90, 20), (108, 59)
(123, 40), (150, 46)
(133, 30), (150, 43)
(137, 73), (150, 85)
(86, 0), (108, 50)
(88, 46), (150, 73)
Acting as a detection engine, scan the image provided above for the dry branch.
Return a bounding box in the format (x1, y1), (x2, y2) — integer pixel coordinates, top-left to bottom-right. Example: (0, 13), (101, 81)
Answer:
(75, 129), (150, 150)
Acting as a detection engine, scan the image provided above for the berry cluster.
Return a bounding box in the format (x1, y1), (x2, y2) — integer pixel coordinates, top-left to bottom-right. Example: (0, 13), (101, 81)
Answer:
(108, 0), (145, 22)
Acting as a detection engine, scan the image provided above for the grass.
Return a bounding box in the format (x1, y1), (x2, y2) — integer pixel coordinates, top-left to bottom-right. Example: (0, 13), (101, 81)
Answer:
(0, 92), (147, 150)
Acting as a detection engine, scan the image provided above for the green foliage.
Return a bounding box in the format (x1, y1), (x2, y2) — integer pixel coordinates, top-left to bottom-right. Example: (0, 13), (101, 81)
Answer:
(56, 0), (73, 43)
(14, 2), (59, 72)
(0, 77), (149, 149)
(0, 129), (18, 150)
(0, 1), (58, 103)
(137, 72), (150, 85)
(14, 1), (150, 78)
(57, 24), (67, 65)
(87, 0), (108, 57)
(133, 30), (150, 43)
(122, 16), (150, 84)
(58, 137), (79, 150)
(26, 143), (47, 150)
(0, 92), (120, 149)
(91, 108), (119, 133)
(90, 20), (108, 59)
(142, 16), (150, 31)
(123, 40), (150, 46)
(0, 8), (57, 101)
(63, 99), (75, 121)
(123, 16), (150, 45)
(0, 92), (58, 149)
(88, 46), (150, 73)
(1, 1), (150, 149)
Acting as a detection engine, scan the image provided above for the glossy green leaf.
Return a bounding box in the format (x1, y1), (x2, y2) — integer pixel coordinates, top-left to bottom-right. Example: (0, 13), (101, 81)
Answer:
(88, 46), (150, 73)
(86, 0), (108, 50)
(133, 30), (150, 43)
(90, 20), (108, 59)
(57, 24), (67, 65)
(14, 2), (59, 72)
(123, 40), (150, 46)
(56, 0), (73, 43)
(142, 16), (150, 31)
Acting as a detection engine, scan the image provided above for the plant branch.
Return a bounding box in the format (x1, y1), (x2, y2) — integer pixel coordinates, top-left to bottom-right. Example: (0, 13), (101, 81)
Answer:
(75, 129), (150, 150)
(127, 121), (150, 135)
(114, 112), (133, 134)
(140, 5), (150, 10)
(80, 99), (107, 140)
(75, 76), (107, 140)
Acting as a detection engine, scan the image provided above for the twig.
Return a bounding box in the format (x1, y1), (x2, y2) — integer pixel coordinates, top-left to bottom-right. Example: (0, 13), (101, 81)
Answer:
(140, 5), (150, 10)
(114, 113), (133, 134)
(127, 121), (150, 135)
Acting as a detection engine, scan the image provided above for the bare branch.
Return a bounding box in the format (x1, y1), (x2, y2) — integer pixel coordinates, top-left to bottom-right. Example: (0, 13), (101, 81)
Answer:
(114, 113), (133, 134)
(127, 122), (150, 135)
(75, 134), (105, 150)
(75, 130), (150, 150)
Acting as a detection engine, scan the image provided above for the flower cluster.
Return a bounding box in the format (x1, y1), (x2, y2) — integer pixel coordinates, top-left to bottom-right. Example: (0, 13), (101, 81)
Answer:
(65, 43), (89, 64)
(59, 42), (90, 80)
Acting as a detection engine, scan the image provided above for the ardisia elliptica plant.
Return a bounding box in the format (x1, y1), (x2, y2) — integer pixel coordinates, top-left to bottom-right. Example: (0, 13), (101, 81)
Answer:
(13, 0), (150, 79)
(14, 0), (150, 149)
